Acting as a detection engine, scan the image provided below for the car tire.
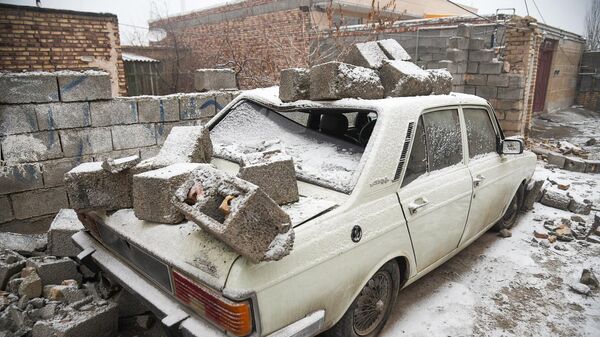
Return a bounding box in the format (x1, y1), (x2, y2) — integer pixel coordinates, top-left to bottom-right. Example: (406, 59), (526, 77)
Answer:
(493, 184), (525, 231)
(323, 260), (400, 337)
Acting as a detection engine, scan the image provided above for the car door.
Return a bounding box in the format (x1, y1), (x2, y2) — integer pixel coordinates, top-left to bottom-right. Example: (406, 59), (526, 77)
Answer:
(459, 106), (514, 243)
(397, 108), (472, 272)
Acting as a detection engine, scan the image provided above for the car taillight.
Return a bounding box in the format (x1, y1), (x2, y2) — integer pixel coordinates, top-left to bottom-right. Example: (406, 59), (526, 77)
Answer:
(172, 270), (253, 336)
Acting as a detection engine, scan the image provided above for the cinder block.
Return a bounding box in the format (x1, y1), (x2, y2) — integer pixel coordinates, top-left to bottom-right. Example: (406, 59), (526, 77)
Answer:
(540, 188), (570, 210)
(344, 41), (388, 69)
(112, 124), (156, 150)
(140, 146), (160, 160)
(564, 157), (587, 173)
(479, 61), (503, 74)
(508, 74), (524, 88)
(469, 49), (495, 62)
(238, 150), (299, 205)
(0, 72), (59, 104)
(310, 62), (384, 100)
(59, 127), (112, 157)
(32, 301), (118, 337)
(172, 165), (294, 262)
(26, 255), (81, 285)
(57, 71), (112, 102)
(498, 87), (524, 100)
(522, 179), (544, 211)
(0, 196), (13, 223)
(464, 74), (487, 86)
(448, 37), (469, 50)
(151, 125), (212, 167)
(467, 62), (479, 74)
(568, 197), (592, 215)
(427, 69), (453, 95)
(194, 68), (237, 91)
(446, 48), (467, 62)
(476, 86), (497, 99)
(10, 187), (69, 219)
(137, 96), (179, 123)
(455, 62), (467, 74)
(65, 162), (132, 210)
(179, 93), (215, 120)
(468, 38), (485, 50)
(1, 131), (62, 163)
(0, 105), (39, 135)
(463, 85), (476, 95)
(547, 152), (566, 168)
(451, 74), (464, 85)
(380, 60), (432, 97)
(279, 68), (310, 102)
(494, 99), (523, 110)
(102, 154), (140, 173)
(377, 39), (411, 61)
(457, 23), (472, 38)
(90, 98), (138, 126)
(47, 209), (85, 257)
(0, 249), (26, 289)
(504, 110), (522, 121)
(434, 60), (456, 73)
(35, 102), (91, 130)
(0, 163), (43, 195)
(133, 163), (202, 223)
(214, 90), (239, 112)
(93, 149), (140, 162)
(41, 157), (91, 188)
(487, 74), (509, 87)
(585, 160), (600, 173)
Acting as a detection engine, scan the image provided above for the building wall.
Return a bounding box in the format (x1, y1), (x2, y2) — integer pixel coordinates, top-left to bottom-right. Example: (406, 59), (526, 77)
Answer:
(0, 4), (127, 96)
(576, 51), (600, 112)
(543, 39), (584, 112)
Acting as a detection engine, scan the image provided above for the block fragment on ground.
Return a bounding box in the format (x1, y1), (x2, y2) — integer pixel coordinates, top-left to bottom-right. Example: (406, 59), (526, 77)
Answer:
(344, 41), (389, 69)
(279, 68), (310, 102)
(427, 69), (453, 95)
(133, 163), (202, 224)
(380, 60), (432, 97)
(540, 188), (570, 210)
(377, 39), (411, 61)
(26, 256), (82, 285)
(238, 150), (299, 205)
(172, 165), (294, 262)
(32, 300), (118, 337)
(0, 249), (26, 289)
(309, 62), (384, 100)
(47, 209), (85, 257)
(65, 162), (132, 211)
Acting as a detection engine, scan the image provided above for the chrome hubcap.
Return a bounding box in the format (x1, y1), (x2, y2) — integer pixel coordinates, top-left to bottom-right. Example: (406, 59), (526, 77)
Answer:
(353, 271), (392, 336)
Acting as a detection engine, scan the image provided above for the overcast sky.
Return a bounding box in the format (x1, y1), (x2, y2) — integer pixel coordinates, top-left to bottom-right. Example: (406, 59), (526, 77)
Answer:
(0, 0), (591, 45)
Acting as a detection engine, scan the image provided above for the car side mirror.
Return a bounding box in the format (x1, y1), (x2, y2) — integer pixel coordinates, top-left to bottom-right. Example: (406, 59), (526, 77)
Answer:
(499, 139), (523, 155)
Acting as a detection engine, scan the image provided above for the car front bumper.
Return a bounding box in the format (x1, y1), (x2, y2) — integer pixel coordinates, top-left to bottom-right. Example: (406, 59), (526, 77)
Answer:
(72, 230), (325, 337)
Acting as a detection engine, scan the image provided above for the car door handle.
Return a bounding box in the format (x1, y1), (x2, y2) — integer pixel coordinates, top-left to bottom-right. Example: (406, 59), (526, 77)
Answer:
(473, 174), (486, 187)
(408, 197), (429, 215)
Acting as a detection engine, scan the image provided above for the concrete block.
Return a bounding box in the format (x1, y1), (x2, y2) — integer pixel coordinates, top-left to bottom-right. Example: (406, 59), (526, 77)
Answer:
(377, 39), (411, 61)
(0, 250), (26, 289)
(279, 68), (310, 102)
(467, 62), (479, 74)
(344, 41), (388, 69)
(172, 165), (294, 262)
(26, 256), (81, 285)
(564, 157), (587, 173)
(446, 48), (467, 62)
(32, 301), (118, 337)
(112, 124), (156, 150)
(451, 74), (464, 86)
(0, 72), (59, 104)
(487, 74), (509, 87)
(427, 69), (452, 95)
(93, 149), (140, 162)
(47, 209), (85, 257)
(468, 38), (485, 50)
(41, 157), (91, 188)
(10, 187), (69, 219)
(479, 61), (503, 74)
(463, 85), (476, 95)
(380, 60), (432, 97)
(102, 154), (140, 173)
(0, 232), (47, 255)
(434, 60), (456, 72)
(547, 152), (565, 168)
(35, 102), (91, 130)
(585, 160), (600, 173)
(1, 131), (62, 163)
(194, 68), (237, 91)
(507, 74), (524, 88)
(498, 87), (524, 100)
(476, 86), (497, 99)
(179, 93), (215, 120)
(214, 90), (239, 112)
(18, 270), (42, 298)
(150, 126), (212, 168)
(0, 196), (13, 223)
(65, 162), (132, 211)
(133, 163), (202, 223)
(504, 110), (522, 121)
(469, 49), (495, 62)
(448, 37), (469, 49)
(523, 179), (544, 211)
(455, 62), (467, 73)
(59, 127), (112, 157)
(0, 105), (39, 135)
(309, 62), (384, 100)
(540, 188), (570, 210)
(569, 197), (592, 215)
(90, 98), (138, 126)
(238, 150), (299, 205)
(137, 96), (179, 123)
(57, 71), (112, 102)
(464, 74), (487, 86)
(0, 163), (43, 195)
(494, 99), (523, 110)
(140, 145), (160, 160)
(457, 23), (472, 38)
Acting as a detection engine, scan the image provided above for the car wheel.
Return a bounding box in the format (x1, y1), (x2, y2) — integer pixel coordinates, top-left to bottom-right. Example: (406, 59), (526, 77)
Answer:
(493, 184), (524, 231)
(324, 261), (400, 337)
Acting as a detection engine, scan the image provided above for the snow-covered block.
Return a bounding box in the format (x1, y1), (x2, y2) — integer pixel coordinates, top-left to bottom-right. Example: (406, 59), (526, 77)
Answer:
(309, 61), (384, 100)
(380, 60), (432, 97)
(172, 165), (294, 262)
(540, 188), (570, 210)
(154, 125), (212, 167)
(65, 162), (132, 211)
(101, 155), (140, 174)
(377, 39), (411, 61)
(238, 150), (299, 205)
(427, 69), (452, 95)
(564, 157), (586, 173)
(279, 68), (310, 102)
(133, 163), (202, 224)
(194, 68), (237, 91)
(47, 209), (85, 257)
(344, 41), (389, 69)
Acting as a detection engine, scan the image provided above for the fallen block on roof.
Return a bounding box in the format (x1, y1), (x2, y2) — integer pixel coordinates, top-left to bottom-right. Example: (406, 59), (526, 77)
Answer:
(279, 68), (310, 102)
(380, 60), (433, 97)
(310, 61), (384, 100)
(377, 39), (411, 61)
(427, 69), (453, 95)
(65, 162), (132, 211)
(344, 41), (389, 69)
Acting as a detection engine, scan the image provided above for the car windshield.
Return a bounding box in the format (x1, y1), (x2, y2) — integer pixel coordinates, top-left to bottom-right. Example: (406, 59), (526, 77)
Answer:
(210, 100), (375, 193)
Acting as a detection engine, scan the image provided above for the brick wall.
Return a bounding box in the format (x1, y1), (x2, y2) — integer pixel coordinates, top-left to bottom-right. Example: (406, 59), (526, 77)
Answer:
(0, 4), (127, 96)
(576, 51), (600, 112)
(0, 71), (238, 229)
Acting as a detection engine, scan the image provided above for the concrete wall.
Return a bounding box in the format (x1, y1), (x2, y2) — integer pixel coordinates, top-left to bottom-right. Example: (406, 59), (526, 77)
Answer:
(576, 51), (600, 112)
(0, 4), (127, 96)
(0, 71), (238, 229)
(544, 39), (585, 112)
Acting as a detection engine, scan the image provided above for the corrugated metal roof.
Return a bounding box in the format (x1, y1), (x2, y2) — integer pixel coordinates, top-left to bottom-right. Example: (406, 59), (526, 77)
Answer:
(122, 52), (160, 63)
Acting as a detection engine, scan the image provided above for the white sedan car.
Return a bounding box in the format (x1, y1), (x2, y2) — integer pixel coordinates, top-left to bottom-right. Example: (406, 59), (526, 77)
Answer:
(73, 88), (536, 337)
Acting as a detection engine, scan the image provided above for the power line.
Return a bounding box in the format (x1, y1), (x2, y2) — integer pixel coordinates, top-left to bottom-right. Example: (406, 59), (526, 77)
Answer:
(119, 22), (149, 30)
(445, 0), (495, 23)
(523, 0), (530, 16)
(531, 0), (546, 23)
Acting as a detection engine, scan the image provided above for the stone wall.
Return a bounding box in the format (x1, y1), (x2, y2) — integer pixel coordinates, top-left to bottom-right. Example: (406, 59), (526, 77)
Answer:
(576, 51), (600, 112)
(0, 4), (127, 96)
(0, 71), (238, 229)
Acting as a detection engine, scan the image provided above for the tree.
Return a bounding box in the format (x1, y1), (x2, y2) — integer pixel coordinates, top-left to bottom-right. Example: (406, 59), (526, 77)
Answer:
(585, 0), (600, 50)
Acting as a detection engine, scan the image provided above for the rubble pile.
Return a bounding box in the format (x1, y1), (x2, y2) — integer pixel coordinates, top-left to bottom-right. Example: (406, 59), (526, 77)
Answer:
(279, 38), (453, 102)
(530, 139), (600, 174)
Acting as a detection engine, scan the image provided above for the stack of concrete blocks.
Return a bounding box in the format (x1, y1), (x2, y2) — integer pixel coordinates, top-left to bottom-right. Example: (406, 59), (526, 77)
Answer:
(546, 151), (600, 174)
(0, 70), (240, 227)
(172, 165), (295, 262)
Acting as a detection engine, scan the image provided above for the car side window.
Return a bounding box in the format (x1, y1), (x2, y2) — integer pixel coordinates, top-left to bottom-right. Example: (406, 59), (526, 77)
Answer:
(402, 118), (427, 187)
(464, 108), (497, 158)
(422, 109), (463, 171)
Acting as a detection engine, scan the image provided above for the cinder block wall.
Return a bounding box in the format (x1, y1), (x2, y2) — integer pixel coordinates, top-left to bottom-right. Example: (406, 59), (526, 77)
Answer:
(0, 71), (238, 229)
(576, 51), (600, 112)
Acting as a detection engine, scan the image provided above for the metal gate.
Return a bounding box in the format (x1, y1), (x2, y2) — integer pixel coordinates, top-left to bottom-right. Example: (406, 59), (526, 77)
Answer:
(533, 39), (557, 112)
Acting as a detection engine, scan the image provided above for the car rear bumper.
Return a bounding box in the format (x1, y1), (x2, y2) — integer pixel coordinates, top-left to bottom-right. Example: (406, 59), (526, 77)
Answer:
(72, 230), (325, 337)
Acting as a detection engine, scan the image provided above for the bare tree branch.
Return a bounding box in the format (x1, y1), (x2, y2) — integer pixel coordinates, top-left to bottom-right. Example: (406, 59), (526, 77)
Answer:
(585, 0), (600, 50)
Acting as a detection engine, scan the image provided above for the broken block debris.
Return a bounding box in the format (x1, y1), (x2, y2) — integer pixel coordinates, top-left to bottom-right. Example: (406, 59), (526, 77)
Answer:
(377, 39), (411, 61)
(309, 61), (384, 100)
(101, 154), (141, 174)
(0, 250), (26, 289)
(65, 162), (132, 211)
(380, 60), (432, 97)
(142, 125), (213, 170)
(47, 209), (85, 257)
(26, 256), (82, 286)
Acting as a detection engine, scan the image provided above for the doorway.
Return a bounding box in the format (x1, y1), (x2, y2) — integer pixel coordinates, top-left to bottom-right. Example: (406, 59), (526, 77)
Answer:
(533, 39), (557, 113)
